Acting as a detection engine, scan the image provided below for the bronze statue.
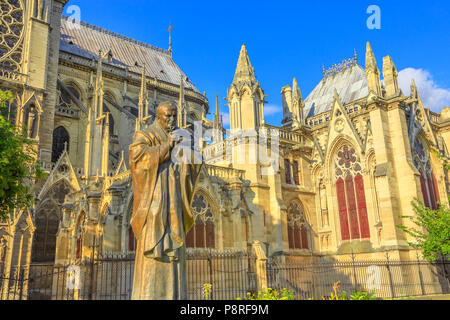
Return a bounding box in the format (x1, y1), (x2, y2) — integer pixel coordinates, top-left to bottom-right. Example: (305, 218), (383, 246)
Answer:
(129, 101), (201, 299)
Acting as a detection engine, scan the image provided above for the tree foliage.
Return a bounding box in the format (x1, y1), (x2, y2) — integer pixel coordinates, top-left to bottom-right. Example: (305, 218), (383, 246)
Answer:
(0, 90), (43, 220)
(398, 198), (450, 261)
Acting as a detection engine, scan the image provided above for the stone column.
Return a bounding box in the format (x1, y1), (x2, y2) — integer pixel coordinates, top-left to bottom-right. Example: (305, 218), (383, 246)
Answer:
(1, 225), (14, 299)
(228, 180), (244, 251)
(253, 240), (268, 292)
(22, 230), (34, 299)
(369, 105), (404, 249)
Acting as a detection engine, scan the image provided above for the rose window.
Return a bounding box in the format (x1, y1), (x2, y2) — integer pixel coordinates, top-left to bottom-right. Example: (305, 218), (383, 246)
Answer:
(337, 145), (356, 168)
(0, 0), (24, 72)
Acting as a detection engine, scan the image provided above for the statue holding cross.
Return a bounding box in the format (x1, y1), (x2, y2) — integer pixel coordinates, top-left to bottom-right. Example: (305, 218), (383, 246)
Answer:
(129, 100), (202, 300)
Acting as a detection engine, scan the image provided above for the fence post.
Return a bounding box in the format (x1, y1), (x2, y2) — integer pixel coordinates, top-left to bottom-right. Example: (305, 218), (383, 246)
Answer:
(416, 253), (425, 296)
(252, 241), (268, 292)
(441, 256), (450, 293)
(207, 251), (213, 300)
(351, 251), (357, 292)
(385, 253), (395, 299)
(88, 235), (96, 300)
(18, 268), (24, 300)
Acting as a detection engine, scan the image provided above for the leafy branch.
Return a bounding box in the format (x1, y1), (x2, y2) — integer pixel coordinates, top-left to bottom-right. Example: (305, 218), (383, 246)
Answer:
(0, 90), (44, 220)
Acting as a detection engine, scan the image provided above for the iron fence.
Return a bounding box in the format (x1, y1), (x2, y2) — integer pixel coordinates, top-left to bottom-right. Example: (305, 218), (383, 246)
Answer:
(0, 250), (256, 300)
(267, 254), (450, 300)
(186, 250), (256, 300)
(1, 252), (449, 300)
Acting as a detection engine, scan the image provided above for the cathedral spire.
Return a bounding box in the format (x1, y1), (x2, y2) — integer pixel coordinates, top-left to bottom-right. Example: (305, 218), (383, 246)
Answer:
(212, 95), (224, 143)
(281, 78), (304, 128)
(101, 112), (110, 177)
(292, 78), (302, 101)
(214, 94), (220, 127)
(410, 78), (418, 99)
(178, 74), (186, 128)
(227, 44), (265, 131)
(382, 55), (400, 97)
(365, 41), (382, 96)
(136, 63), (147, 131)
(94, 50), (105, 119)
(292, 77), (305, 127)
(233, 44), (256, 84)
(168, 24), (173, 56)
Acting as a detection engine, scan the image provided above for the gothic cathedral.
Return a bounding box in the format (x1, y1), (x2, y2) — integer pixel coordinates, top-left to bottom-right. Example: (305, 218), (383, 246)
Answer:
(1, 0), (449, 276)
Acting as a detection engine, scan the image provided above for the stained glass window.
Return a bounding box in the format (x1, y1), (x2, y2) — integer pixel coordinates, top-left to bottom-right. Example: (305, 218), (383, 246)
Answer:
(413, 139), (440, 209)
(186, 194), (215, 248)
(335, 145), (370, 240)
(287, 202), (309, 249)
(51, 126), (69, 163)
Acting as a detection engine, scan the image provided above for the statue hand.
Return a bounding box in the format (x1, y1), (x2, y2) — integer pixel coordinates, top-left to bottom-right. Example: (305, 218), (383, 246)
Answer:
(169, 132), (182, 149)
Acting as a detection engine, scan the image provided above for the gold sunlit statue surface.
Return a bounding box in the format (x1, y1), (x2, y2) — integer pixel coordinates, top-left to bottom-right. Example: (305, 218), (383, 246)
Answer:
(129, 101), (200, 299)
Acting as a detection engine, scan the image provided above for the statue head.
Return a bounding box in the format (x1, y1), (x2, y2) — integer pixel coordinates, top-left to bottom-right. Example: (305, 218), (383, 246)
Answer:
(156, 101), (177, 132)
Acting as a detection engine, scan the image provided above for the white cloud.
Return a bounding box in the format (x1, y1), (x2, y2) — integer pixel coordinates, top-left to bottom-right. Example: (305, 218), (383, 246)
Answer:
(398, 68), (450, 112)
(221, 111), (230, 126)
(218, 105), (281, 129)
(264, 104), (282, 116)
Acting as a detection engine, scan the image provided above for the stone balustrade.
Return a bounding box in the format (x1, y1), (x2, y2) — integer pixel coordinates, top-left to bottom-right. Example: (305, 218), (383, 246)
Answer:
(205, 164), (245, 180)
(0, 69), (27, 84)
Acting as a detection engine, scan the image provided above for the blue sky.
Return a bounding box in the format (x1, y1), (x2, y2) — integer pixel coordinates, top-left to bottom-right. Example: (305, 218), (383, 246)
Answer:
(65, 0), (450, 127)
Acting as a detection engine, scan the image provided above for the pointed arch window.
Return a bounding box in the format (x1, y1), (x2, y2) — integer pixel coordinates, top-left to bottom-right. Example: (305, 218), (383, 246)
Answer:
(413, 139), (440, 209)
(52, 126), (69, 163)
(128, 225), (136, 252)
(186, 194), (215, 248)
(60, 85), (80, 105)
(103, 105), (115, 135)
(75, 215), (85, 260)
(284, 159), (291, 184)
(319, 180), (329, 226)
(32, 208), (59, 262)
(335, 145), (370, 241)
(287, 202), (309, 249)
(293, 161), (300, 185)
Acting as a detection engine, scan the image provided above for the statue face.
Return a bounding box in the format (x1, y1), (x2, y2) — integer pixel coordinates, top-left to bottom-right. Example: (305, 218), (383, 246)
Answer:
(157, 105), (177, 132)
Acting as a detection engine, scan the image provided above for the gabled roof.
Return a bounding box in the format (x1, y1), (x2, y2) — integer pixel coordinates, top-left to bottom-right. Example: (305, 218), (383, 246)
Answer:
(304, 64), (368, 118)
(60, 16), (199, 92)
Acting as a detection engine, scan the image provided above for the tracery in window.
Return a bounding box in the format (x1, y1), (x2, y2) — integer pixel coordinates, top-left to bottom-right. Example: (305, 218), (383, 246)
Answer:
(51, 126), (69, 163)
(186, 193), (215, 248)
(103, 105), (115, 135)
(413, 139), (440, 209)
(335, 145), (370, 241)
(287, 202), (309, 249)
(32, 182), (69, 263)
(0, 0), (25, 73)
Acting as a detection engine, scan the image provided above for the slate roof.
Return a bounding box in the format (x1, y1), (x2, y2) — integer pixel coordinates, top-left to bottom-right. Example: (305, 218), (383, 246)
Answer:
(304, 64), (368, 118)
(59, 15), (199, 92)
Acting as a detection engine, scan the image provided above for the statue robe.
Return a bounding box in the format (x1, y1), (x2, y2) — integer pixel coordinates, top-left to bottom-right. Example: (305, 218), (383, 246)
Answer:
(129, 121), (198, 300)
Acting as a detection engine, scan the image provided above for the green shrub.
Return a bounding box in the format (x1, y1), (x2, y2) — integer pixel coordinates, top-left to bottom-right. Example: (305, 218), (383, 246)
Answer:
(237, 287), (295, 300)
(202, 283), (212, 300)
(321, 282), (378, 300)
